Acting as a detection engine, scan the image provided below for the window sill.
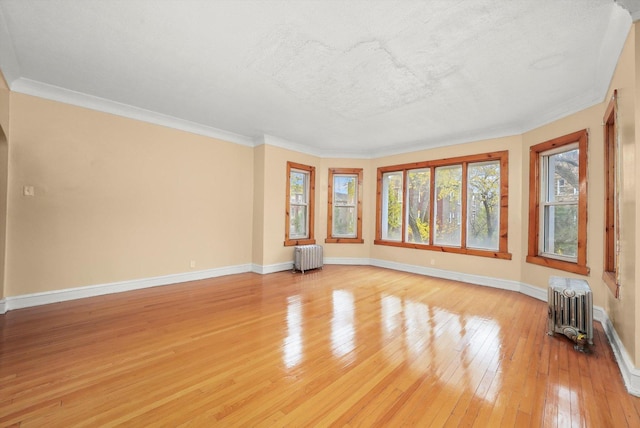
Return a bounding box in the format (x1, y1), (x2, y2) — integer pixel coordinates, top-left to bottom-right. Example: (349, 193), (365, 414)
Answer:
(526, 255), (589, 275)
(374, 240), (512, 260)
(325, 238), (364, 244)
(284, 238), (316, 247)
(603, 271), (619, 298)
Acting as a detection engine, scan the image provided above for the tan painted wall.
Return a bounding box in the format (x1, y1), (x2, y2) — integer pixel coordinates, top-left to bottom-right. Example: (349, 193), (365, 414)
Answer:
(0, 125), (6, 300)
(252, 144), (266, 266)
(6, 93), (254, 296)
(369, 136), (524, 281)
(260, 144), (321, 267)
(0, 71), (9, 134)
(600, 23), (638, 366)
(0, 71), (8, 300)
(521, 105), (605, 294)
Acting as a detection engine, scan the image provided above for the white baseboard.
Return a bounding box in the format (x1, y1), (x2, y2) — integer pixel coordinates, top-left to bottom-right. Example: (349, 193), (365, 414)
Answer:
(2, 263), (252, 312)
(324, 257), (371, 265)
(370, 258), (523, 293)
(599, 310), (640, 396)
(251, 262), (292, 274)
(0, 298), (6, 315)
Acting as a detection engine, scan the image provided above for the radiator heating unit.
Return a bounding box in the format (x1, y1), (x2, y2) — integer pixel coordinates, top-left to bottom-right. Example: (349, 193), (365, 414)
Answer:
(547, 276), (593, 352)
(293, 245), (323, 274)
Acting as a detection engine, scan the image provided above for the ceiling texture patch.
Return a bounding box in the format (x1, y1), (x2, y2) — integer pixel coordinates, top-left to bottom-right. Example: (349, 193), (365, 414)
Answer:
(0, 0), (634, 157)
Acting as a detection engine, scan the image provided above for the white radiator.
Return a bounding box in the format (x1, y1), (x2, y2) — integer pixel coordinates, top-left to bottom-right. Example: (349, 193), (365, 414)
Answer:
(548, 276), (593, 352)
(293, 245), (323, 274)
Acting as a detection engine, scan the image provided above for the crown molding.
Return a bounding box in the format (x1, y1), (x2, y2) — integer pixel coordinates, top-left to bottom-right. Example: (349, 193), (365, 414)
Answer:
(10, 78), (256, 147)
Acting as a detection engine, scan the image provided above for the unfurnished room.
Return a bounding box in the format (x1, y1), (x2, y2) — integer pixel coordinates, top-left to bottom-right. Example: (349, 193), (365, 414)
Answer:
(2, 0), (640, 426)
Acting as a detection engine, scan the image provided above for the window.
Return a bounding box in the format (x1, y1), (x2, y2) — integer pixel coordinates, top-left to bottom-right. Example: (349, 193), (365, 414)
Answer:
(285, 161), (315, 246)
(527, 129), (588, 275)
(603, 91), (619, 297)
(375, 151), (510, 259)
(326, 168), (363, 243)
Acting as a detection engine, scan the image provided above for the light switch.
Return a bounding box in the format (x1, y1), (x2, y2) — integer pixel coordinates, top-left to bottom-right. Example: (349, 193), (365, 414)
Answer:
(23, 185), (35, 196)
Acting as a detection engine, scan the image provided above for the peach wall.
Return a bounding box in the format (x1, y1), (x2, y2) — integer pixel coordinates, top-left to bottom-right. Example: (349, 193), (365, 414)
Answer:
(0, 71), (8, 300)
(0, 71), (8, 134)
(252, 144), (266, 266)
(6, 94), (254, 296)
(604, 23), (637, 366)
(369, 136), (524, 282)
(0, 125), (6, 300)
(259, 144), (321, 267)
(520, 105), (605, 292)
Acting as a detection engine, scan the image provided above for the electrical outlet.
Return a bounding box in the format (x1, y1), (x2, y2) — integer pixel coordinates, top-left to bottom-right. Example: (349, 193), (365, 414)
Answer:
(430, 259), (435, 266)
(23, 185), (35, 197)
(190, 260), (196, 268)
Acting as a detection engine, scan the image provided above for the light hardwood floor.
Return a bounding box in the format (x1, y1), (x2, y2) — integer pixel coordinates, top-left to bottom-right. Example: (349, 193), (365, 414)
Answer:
(1, 265), (640, 427)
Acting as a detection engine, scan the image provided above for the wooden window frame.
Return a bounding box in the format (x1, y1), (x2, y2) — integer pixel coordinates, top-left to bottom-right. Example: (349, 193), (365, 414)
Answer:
(527, 129), (589, 275)
(285, 161), (316, 246)
(603, 91), (619, 297)
(326, 168), (364, 244)
(374, 151), (511, 260)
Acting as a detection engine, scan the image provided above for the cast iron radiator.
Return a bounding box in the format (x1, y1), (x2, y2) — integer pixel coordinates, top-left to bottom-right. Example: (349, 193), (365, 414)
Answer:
(547, 276), (593, 352)
(293, 245), (323, 274)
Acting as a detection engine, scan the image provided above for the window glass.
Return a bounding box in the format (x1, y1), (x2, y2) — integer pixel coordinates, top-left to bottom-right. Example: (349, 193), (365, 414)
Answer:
(541, 147), (579, 259)
(434, 165), (462, 246)
(467, 161), (500, 250)
(406, 168), (430, 244)
(382, 172), (403, 241)
(333, 175), (357, 237)
(289, 170), (309, 239)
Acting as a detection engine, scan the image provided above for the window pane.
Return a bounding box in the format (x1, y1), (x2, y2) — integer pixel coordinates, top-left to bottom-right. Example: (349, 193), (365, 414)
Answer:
(333, 206), (356, 237)
(546, 149), (579, 203)
(544, 205), (578, 257)
(382, 172), (403, 241)
(334, 176), (356, 206)
(434, 165), (462, 246)
(290, 171), (307, 204)
(467, 161), (500, 250)
(290, 205), (307, 238)
(406, 168), (430, 243)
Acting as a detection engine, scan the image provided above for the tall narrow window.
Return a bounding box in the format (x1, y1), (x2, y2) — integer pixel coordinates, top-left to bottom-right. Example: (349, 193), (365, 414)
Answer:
(527, 130), (588, 275)
(285, 161), (315, 246)
(603, 90), (619, 297)
(467, 160), (500, 250)
(434, 165), (462, 246)
(326, 168), (363, 243)
(375, 151), (510, 259)
(381, 171), (403, 242)
(406, 168), (430, 244)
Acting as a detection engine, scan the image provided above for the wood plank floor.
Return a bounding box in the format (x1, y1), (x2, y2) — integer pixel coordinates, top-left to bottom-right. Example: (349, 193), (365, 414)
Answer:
(1, 265), (640, 427)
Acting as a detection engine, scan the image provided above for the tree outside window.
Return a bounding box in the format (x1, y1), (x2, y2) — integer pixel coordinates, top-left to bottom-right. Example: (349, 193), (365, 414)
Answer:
(375, 151), (510, 260)
(326, 168), (363, 244)
(527, 130), (588, 275)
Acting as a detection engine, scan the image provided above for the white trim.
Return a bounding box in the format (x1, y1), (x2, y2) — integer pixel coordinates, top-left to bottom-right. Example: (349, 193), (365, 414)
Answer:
(324, 257), (371, 265)
(9, 78), (256, 147)
(369, 258), (522, 292)
(0, 298), (6, 315)
(251, 262), (293, 275)
(519, 282), (548, 301)
(3, 264), (252, 312)
(599, 309), (640, 396)
(2, 77), (630, 160)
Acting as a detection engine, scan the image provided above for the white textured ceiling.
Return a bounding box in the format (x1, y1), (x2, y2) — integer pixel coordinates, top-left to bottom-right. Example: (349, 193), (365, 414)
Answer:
(0, 0), (635, 157)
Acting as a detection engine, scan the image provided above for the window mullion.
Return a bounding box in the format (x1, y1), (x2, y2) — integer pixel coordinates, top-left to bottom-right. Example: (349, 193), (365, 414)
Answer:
(461, 162), (468, 249)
